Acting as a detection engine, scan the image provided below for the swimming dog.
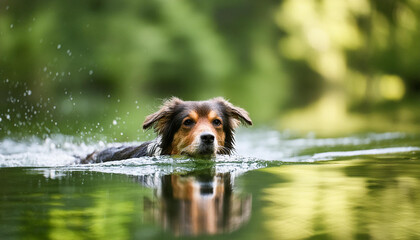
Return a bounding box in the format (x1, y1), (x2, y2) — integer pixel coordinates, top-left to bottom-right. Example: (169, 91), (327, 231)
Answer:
(81, 97), (252, 163)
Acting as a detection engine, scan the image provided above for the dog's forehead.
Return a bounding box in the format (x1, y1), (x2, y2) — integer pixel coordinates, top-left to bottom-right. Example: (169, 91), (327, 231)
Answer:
(184, 100), (223, 117)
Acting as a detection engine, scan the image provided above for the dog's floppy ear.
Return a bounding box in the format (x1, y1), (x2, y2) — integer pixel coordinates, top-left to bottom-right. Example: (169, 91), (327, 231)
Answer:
(143, 97), (184, 132)
(214, 97), (252, 128)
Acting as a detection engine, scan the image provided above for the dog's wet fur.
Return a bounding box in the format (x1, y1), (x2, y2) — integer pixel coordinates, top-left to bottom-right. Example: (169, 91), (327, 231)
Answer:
(81, 97), (252, 163)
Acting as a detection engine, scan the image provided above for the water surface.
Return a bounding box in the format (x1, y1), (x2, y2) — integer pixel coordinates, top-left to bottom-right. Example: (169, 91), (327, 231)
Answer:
(1, 130), (420, 239)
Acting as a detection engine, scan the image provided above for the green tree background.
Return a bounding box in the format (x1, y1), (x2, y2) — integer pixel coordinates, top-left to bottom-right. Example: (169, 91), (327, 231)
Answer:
(1, 0), (419, 140)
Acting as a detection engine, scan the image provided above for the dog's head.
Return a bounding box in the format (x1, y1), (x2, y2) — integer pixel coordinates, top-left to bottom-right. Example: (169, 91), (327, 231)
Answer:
(142, 97), (252, 157)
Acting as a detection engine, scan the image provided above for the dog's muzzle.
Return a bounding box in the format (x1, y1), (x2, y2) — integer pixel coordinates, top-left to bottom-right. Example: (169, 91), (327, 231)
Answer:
(197, 132), (216, 155)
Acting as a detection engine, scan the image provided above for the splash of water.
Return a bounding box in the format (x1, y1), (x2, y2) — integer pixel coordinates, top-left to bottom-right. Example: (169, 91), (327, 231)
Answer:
(1, 130), (419, 179)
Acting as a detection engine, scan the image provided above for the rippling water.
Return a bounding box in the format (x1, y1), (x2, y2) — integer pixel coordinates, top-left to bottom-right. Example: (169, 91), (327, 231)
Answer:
(1, 129), (420, 239)
(1, 130), (418, 168)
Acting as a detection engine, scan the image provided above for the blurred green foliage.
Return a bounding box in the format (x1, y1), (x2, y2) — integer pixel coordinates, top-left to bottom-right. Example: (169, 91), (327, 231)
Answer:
(1, 0), (420, 140)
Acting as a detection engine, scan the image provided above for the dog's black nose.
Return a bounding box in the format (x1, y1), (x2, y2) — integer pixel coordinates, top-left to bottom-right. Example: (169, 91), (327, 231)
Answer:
(200, 133), (215, 144)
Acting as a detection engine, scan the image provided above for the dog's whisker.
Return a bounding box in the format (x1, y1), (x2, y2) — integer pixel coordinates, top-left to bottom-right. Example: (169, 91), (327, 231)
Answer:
(179, 142), (202, 154)
(217, 146), (230, 155)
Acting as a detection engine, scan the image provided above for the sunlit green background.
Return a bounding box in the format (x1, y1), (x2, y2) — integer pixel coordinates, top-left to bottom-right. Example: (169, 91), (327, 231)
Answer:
(1, 0), (420, 140)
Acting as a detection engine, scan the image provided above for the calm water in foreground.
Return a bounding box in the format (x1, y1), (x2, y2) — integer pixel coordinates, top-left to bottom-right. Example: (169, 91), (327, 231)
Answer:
(1, 130), (420, 240)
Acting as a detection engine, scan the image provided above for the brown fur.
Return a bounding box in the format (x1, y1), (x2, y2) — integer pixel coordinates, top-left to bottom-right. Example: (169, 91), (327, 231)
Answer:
(171, 110), (226, 155)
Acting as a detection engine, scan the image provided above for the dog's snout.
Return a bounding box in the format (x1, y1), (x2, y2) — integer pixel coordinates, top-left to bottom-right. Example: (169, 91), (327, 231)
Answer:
(200, 133), (215, 144)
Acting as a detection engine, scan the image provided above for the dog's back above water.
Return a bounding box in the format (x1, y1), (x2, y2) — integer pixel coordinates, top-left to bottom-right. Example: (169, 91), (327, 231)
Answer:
(81, 97), (252, 164)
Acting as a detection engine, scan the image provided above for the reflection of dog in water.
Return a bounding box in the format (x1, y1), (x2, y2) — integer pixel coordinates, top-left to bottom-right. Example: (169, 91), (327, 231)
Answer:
(154, 172), (252, 236)
(81, 97), (252, 163)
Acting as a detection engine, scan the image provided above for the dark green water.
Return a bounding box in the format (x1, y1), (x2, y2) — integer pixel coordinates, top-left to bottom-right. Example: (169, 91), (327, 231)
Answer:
(1, 131), (420, 239)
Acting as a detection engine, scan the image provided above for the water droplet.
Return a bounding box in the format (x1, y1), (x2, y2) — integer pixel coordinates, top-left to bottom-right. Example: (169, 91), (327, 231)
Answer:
(112, 120), (117, 125)
(10, 24), (14, 29)
(120, 132), (123, 136)
(43, 67), (47, 72)
(27, 90), (32, 96)
(89, 70), (93, 75)
(57, 44), (61, 49)
(0, 117), (2, 122)
(6, 114), (10, 120)
(67, 49), (72, 56)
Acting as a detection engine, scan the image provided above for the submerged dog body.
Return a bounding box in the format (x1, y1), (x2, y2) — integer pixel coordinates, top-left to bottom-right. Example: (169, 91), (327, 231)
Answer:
(81, 97), (252, 163)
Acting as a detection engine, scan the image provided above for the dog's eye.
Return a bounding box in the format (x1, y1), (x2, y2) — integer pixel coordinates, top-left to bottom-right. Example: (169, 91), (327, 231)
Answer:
(183, 119), (194, 126)
(212, 119), (222, 127)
